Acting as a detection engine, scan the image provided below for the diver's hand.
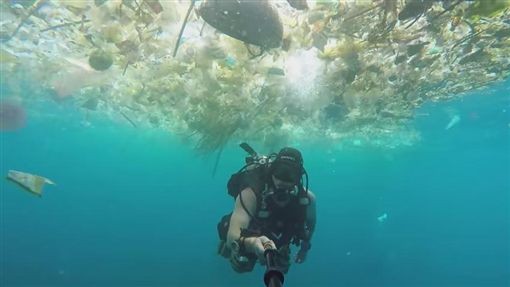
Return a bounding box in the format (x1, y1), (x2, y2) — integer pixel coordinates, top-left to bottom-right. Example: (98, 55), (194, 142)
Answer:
(294, 249), (307, 263)
(244, 236), (276, 260)
(294, 241), (311, 264)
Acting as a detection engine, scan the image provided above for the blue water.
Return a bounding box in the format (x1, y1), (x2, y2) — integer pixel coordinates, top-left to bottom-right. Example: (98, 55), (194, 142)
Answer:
(1, 80), (509, 287)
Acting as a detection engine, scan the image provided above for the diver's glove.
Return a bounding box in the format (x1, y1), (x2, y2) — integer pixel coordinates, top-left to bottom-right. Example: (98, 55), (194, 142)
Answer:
(294, 241), (311, 264)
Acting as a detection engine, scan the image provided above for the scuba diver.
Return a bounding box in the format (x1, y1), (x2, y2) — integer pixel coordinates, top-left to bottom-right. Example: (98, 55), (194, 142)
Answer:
(218, 143), (316, 274)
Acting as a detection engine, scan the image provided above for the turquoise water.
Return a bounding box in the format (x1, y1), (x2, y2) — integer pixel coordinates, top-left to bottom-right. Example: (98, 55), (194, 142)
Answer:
(1, 80), (509, 287)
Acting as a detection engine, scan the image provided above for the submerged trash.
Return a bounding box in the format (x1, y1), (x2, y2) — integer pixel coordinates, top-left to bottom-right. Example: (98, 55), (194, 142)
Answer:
(287, 0), (308, 10)
(51, 59), (110, 99)
(445, 114), (461, 130)
(0, 99), (26, 131)
(0, 49), (18, 64)
(398, 0), (433, 21)
(94, 0), (107, 7)
(145, 0), (163, 14)
(267, 67), (285, 76)
(0, 1), (509, 152)
(377, 213), (388, 223)
(88, 49), (113, 71)
(82, 98), (99, 110)
(172, 0), (196, 57)
(467, 0), (510, 18)
(199, 0), (283, 49)
(6, 170), (55, 197)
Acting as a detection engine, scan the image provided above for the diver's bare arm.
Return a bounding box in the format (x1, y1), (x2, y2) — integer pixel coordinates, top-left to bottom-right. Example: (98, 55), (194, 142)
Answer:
(226, 188), (272, 256)
(226, 188), (257, 252)
(305, 190), (316, 242)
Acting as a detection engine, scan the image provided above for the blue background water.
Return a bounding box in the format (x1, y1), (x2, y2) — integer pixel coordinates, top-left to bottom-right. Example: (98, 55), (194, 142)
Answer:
(1, 79), (509, 287)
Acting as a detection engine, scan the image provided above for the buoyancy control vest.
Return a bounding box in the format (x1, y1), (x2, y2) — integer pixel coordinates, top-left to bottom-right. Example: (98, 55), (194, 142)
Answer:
(245, 179), (310, 246)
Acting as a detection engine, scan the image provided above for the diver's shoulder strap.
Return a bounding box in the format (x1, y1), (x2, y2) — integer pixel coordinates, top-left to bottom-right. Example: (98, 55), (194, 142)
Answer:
(297, 185), (310, 205)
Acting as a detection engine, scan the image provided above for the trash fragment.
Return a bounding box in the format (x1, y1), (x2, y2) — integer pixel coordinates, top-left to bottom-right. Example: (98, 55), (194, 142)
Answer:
(51, 58), (110, 99)
(267, 67), (285, 76)
(172, 0), (196, 57)
(0, 99), (26, 131)
(287, 0), (308, 10)
(398, 0), (433, 21)
(88, 49), (113, 71)
(82, 98), (99, 110)
(119, 110), (137, 128)
(445, 114), (461, 130)
(94, 0), (107, 7)
(224, 55), (237, 68)
(145, 0), (163, 14)
(6, 170), (55, 197)
(377, 213), (388, 223)
(199, 0), (283, 49)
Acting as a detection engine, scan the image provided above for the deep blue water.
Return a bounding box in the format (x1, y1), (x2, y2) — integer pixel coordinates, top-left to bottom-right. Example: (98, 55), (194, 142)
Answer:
(1, 79), (509, 287)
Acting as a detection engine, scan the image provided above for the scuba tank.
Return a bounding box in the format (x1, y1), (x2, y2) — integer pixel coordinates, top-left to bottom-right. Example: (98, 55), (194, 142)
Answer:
(226, 143), (273, 198)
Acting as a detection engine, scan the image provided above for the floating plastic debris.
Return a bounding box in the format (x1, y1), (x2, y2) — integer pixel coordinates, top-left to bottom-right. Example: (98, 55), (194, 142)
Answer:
(51, 58), (110, 99)
(287, 0), (308, 10)
(81, 98), (99, 110)
(199, 0), (283, 49)
(0, 49), (18, 64)
(0, 1), (508, 152)
(0, 99), (26, 131)
(88, 49), (113, 71)
(6, 170), (55, 197)
(224, 55), (237, 68)
(445, 115), (461, 130)
(94, 0), (107, 7)
(267, 67), (285, 76)
(352, 139), (362, 147)
(145, 0), (163, 14)
(377, 213), (388, 223)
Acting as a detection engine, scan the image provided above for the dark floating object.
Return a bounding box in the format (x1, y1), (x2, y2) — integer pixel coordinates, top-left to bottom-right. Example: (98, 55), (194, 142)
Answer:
(267, 67), (285, 76)
(458, 48), (486, 65)
(398, 0), (434, 21)
(467, 0), (510, 18)
(287, 0), (308, 10)
(322, 103), (348, 121)
(494, 28), (510, 39)
(94, 0), (108, 6)
(88, 49), (113, 71)
(407, 41), (429, 57)
(394, 54), (407, 65)
(199, 0), (283, 49)
(173, 0), (197, 57)
(145, 0), (163, 14)
(0, 99), (26, 131)
(312, 32), (328, 51)
(119, 110), (137, 128)
(40, 19), (91, 33)
(82, 98), (99, 110)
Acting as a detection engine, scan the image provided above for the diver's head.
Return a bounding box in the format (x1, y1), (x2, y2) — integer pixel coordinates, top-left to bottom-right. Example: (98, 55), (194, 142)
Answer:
(270, 147), (304, 192)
